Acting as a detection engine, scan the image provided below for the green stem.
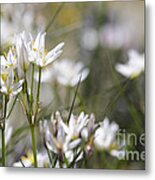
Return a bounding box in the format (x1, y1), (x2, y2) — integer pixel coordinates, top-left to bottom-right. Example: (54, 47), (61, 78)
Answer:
(1, 128), (5, 166)
(24, 70), (30, 107)
(6, 95), (18, 119)
(1, 95), (8, 166)
(34, 66), (42, 123)
(30, 124), (38, 167)
(30, 64), (35, 115)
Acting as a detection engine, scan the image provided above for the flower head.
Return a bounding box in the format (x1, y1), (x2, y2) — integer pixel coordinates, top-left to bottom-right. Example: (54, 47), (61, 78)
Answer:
(54, 59), (89, 87)
(1, 48), (17, 70)
(0, 68), (24, 96)
(115, 50), (144, 79)
(15, 31), (31, 74)
(94, 117), (119, 151)
(13, 150), (50, 168)
(29, 32), (64, 67)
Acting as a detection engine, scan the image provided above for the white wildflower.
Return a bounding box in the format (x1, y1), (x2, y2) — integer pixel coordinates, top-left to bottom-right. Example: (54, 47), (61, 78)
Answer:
(29, 32), (64, 67)
(54, 59), (89, 87)
(94, 117), (119, 151)
(40, 112), (81, 156)
(15, 31), (30, 74)
(13, 150), (50, 168)
(115, 50), (144, 79)
(0, 49), (17, 70)
(0, 68), (24, 96)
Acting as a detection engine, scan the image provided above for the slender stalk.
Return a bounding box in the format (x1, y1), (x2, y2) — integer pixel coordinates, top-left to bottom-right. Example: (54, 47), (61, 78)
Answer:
(34, 66), (42, 123)
(6, 95), (18, 119)
(30, 124), (38, 167)
(30, 64), (35, 114)
(1, 128), (5, 166)
(1, 95), (8, 166)
(29, 66), (41, 168)
(24, 70), (30, 107)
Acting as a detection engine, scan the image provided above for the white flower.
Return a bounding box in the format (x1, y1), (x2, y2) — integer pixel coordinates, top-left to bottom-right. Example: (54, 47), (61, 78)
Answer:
(60, 112), (93, 141)
(54, 59), (89, 87)
(29, 32), (64, 67)
(34, 59), (89, 86)
(81, 28), (99, 51)
(110, 149), (126, 160)
(115, 50), (144, 79)
(94, 117), (119, 151)
(15, 31), (30, 74)
(40, 111), (95, 167)
(40, 112), (81, 156)
(81, 114), (95, 141)
(13, 150), (50, 168)
(1, 49), (17, 70)
(0, 68), (24, 96)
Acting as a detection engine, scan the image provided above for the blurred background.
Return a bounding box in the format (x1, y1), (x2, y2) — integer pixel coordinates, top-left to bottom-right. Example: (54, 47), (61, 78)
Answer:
(0, 1), (144, 169)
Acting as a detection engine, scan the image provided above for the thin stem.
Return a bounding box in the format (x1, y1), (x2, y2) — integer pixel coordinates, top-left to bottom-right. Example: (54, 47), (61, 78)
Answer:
(67, 75), (82, 124)
(1, 95), (8, 166)
(24, 70), (30, 108)
(45, 3), (64, 32)
(34, 66), (42, 124)
(30, 64), (35, 115)
(1, 128), (5, 166)
(30, 124), (38, 167)
(6, 95), (18, 119)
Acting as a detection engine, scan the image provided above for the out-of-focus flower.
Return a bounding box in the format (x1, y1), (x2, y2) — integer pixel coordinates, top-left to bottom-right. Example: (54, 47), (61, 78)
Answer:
(115, 50), (144, 79)
(29, 32), (64, 67)
(81, 28), (99, 51)
(1, 4), (45, 46)
(99, 24), (131, 49)
(0, 68), (24, 96)
(34, 59), (90, 86)
(54, 59), (89, 87)
(110, 149), (126, 160)
(13, 150), (50, 167)
(94, 117), (119, 151)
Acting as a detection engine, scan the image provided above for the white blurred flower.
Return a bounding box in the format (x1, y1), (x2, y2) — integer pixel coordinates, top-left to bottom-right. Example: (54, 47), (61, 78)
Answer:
(0, 68), (24, 96)
(81, 28), (99, 51)
(1, 4), (42, 46)
(13, 150), (50, 168)
(29, 32), (64, 67)
(99, 24), (131, 49)
(110, 149), (126, 160)
(115, 50), (144, 79)
(34, 59), (89, 86)
(54, 59), (89, 87)
(94, 117), (119, 151)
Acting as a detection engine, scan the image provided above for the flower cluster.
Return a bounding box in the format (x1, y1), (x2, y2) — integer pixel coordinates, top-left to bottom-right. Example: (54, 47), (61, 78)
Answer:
(12, 112), (123, 168)
(0, 31), (64, 96)
(37, 112), (122, 168)
(0, 49), (24, 97)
